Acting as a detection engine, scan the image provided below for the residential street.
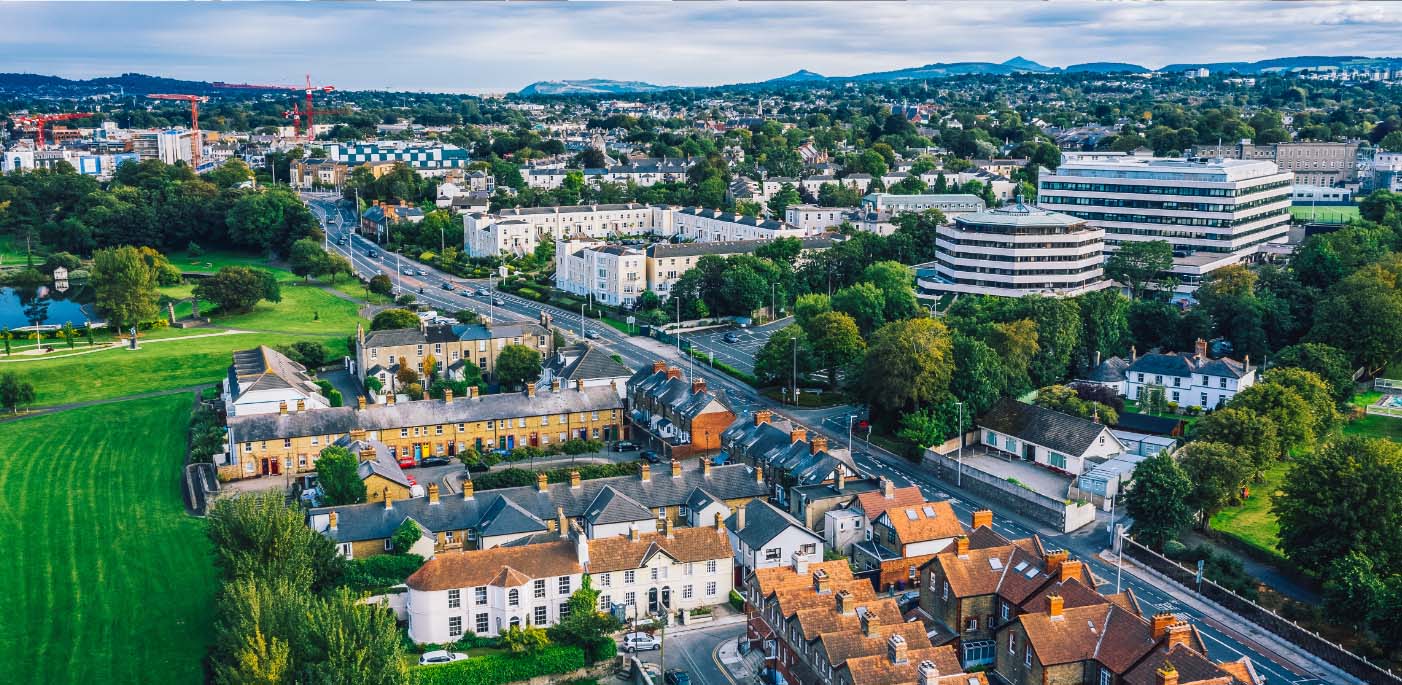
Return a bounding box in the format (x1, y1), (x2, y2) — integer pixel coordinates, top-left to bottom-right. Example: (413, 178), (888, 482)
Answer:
(631, 619), (748, 685)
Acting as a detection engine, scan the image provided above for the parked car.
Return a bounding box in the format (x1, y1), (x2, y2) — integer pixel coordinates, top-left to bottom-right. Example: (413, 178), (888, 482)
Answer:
(896, 590), (920, 613)
(622, 632), (661, 652)
(613, 440), (639, 452)
(418, 650), (468, 666)
(665, 670), (692, 685)
(640, 450), (662, 464)
(722, 331), (740, 343)
(491, 447), (513, 458)
(418, 456), (451, 468)
(492, 297), (504, 306)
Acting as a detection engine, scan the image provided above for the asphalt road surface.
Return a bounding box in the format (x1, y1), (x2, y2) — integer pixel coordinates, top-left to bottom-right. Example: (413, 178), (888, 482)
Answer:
(679, 318), (790, 376)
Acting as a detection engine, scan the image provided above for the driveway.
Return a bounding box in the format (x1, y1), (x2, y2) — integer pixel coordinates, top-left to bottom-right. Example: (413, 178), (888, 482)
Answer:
(316, 368), (364, 407)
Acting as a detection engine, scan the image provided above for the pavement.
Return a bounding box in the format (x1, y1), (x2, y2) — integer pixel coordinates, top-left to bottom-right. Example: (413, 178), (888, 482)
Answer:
(299, 194), (1358, 685)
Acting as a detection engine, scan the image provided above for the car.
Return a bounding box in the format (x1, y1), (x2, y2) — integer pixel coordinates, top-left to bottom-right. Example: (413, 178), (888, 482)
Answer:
(722, 331), (740, 343)
(585, 330), (600, 340)
(896, 590), (921, 613)
(418, 650), (468, 666)
(336, 237), (348, 245)
(441, 281), (455, 291)
(491, 447), (513, 458)
(476, 289), (490, 297)
(418, 286), (425, 294)
(622, 632), (661, 652)
(613, 440), (639, 452)
(492, 297), (504, 306)
(418, 269), (429, 276)
(367, 249), (380, 258)
(640, 450), (662, 464)
(664, 670), (692, 685)
(418, 456), (451, 468)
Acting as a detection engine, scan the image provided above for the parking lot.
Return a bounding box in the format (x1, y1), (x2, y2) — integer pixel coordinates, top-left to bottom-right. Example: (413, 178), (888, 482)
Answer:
(679, 317), (791, 376)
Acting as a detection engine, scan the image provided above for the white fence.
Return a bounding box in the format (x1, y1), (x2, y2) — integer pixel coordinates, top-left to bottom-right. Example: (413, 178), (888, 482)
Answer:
(1374, 377), (1402, 392)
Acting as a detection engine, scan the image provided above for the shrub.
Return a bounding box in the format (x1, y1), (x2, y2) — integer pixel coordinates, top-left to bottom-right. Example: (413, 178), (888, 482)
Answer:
(341, 554), (426, 593)
(471, 463), (640, 492)
(186, 241), (204, 257)
(1162, 540), (1189, 560)
(729, 589), (746, 612)
(411, 645), (585, 685)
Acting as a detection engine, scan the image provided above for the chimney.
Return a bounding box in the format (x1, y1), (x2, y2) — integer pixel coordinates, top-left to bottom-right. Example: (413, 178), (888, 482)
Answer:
(279, 401), (288, 415)
(1195, 338), (1208, 360)
(860, 610), (878, 637)
(350, 427), (367, 442)
(1151, 613), (1176, 641)
(836, 469), (846, 491)
(1094, 350), (1102, 369)
(736, 504), (746, 531)
(357, 396), (367, 410)
(812, 568), (830, 594)
(569, 470), (581, 489)
(886, 634), (908, 665)
(463, 479), (474, 500)
(1047, 594), (1064, 619)
(715, 511), (725, 530)
(629, 525), (641, 542)
(1060, 559), (1084, 583)
(1155, 662), (1179, 685)
(652, 360), (667, 374)
(671, 460), (682, 478)
(835, 589), (853, 615)
(427, 483), (440, 504)
(810, 436), (828, 455)
(329, 511), (338, 531)
(537, 472), (548, 492)
(526, 383), (536, 398)
(789, 427), (808, 444)
(383, 489), (393, 509)
(1244, 354), (1250, 372)
(386, 393), (396, 406)
(664, 517), (674, 539)
(754, 409), (772, 426)
(444, 388), (453, 403)
(702, 458), (712, 477)
(972, 509), (993, 530)
(1045, 549), (1069, 574)
(1165, 622), (1192, 650)
(296, 399), (305, 412)
(551, 379), (561, 392)
(691, 379), (707, 395)
(882, 477), (895, 499)
(955, 535), (970, 557)
(576, 378), (586, 392)
(755, 466), (764, 483)
(469, 385), (479, 398)
(1131, 345), (1138, 362)
(640, 463), (651, 482)
(792, 550), (808, 575)
(666, 367), (682, 381)
(557, 506), (568, 536)
(917, 660), (940, 685)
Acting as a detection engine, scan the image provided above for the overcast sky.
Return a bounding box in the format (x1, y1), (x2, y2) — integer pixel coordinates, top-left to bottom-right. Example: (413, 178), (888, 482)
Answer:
(4, 2), (1402, 93)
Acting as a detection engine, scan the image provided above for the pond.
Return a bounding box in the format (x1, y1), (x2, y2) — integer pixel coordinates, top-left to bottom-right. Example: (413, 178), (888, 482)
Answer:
(0, 284), (102, 330)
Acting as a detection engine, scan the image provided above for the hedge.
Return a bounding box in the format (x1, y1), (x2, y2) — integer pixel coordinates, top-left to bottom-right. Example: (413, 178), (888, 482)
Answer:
(340, 554), (425, 593)
(412, 644), (585, 685)
(473, 462), (641, 492)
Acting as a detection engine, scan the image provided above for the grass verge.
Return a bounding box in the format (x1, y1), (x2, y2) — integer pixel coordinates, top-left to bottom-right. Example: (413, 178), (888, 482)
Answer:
(1209, 461), (1288, 562)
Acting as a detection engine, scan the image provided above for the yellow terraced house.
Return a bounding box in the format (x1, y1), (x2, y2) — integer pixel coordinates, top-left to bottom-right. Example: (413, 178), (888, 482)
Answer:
(221, 380), (625, 479)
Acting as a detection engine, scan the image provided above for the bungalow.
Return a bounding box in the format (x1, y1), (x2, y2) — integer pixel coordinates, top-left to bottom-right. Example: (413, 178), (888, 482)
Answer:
(223, 346), (329, 417)
(976, 399), (1125, 476)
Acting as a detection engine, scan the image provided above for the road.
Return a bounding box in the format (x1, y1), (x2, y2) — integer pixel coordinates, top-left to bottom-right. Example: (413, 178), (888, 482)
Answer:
(301, 193), (1343, 685)
(633, 621), (745, 685)
(679, 318), (790, 376)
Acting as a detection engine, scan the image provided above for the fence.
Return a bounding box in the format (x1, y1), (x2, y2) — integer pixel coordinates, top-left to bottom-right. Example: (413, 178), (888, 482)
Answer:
(1121, 536), (1402, 685)
(921, 449), (1096, 533)
(1366, 404), (1402, 419)
(1374, 377), (1402, 392)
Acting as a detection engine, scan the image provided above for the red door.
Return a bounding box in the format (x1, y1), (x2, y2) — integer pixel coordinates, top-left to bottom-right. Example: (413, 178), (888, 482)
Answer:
(271, 458), (282, 475)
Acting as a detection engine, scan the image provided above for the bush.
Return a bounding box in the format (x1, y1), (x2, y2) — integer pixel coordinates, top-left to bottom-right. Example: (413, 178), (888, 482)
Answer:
(189, 405), (227, 464)
(341, 554), (426, 593)
(471, 463), (640, 492)
(186, 241), (203, 257)
(1162, 540), (1189, 560)
(280, 341), (333, 368)
(559, 438), (603, 455)
(729, 589), (746, 612)
(411, 645), (585, 685)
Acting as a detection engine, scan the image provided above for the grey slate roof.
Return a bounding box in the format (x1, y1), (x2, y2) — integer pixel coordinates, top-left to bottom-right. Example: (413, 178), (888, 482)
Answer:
(547, 344), (632, 382)
(361, 322), (547, 350)
(478, 497), (549, 538)
(1083, 356), (1129, 383)
(228, 346), (319, 399)
(646, 237), (835, 259)
(977, 398), (1111, 458)
(584, 486), (655, 526)
(1126, 352), (1247, 379)
(726, 499), (815, 549)
(229, 386), (623, 443)
(341, 436), (411, 489)
(310, 462), (766, 544)
(627, 369), (724, 420)
(684, 486), (722, 512)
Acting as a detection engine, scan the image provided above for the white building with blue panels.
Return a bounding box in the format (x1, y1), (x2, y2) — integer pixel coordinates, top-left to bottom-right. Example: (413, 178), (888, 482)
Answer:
(326, 142), (470, 173)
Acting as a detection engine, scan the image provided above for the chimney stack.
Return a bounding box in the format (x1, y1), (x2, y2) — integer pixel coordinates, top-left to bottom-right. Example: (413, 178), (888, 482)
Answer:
(576, 378), (586, 392)
(383, 489), (393, 509)
(526, 383), (536, 398)
(444, 388), (453, 403)
(350, 427), (367, 442)
(551, 379), (561, 392)
(715, 511), (725, 530)
(954, 535), (970, 557)
(972, 509), (993, 530)
(537, 472), (548, 492)
(860, 610), (878, 636)
(789, 427), (808, 444)
(917, 660), (940, 685)
(702, 458), (712, 477)
(664, 517), (674, 538)
(557, 506), (568, 536)
(1244, 354), (1250, 372)
(792, 550), (808, 574)
(755, 466), (764, 483)
(1151, 613), (1176, 641)
(279, 401), (288, 415)
(358, 396), (367, 410)
(671, 460), (681, 478)
(296, 399), (306, 412)
(691, 379), (707, 395)
(1047, 594), (1064, 619)
(1155, 663), (1179, 685)
(1060, 559), (1084, 583)
(882, 477), (895, 499)
(665, 367), (682, 381)
(1131, 345), (1138, 362)
(810, 436), (828, 455)
(569, 470), (581, 489)
(1195, 337), (1208, 360)
(640, 463), (651, 482)
(835, 589), (853, 615)
(754, 409), (772, 427)
(386, 393), (396, 406)
(652, 360), (667, 374)
(736, 504), (747, 531)
(886, 634), (908, 665)
(629, 525), (640, 542)
(1045, 549), (1069, 574)
(463, 479), (474, 499)
(468, 385), (478, 398)
(329, 511), (338, 531)
(1165, 622), (1192, 650)
(836, 469), (846, 490)
(427, 483), (440, 504)
(812, 568), (830, 594)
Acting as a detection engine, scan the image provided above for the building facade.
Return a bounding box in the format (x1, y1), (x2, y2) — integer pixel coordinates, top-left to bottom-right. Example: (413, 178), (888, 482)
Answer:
(1190, 140), (1361, 187)
(627, 363), (736, 459)
(554, 241), (648, 307)
(1123, 339), (1257, 410)
(355, 319), (552, 389)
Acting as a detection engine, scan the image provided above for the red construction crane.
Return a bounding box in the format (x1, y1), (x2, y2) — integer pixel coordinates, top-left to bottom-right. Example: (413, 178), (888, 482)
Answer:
(214, 75), (335, 143)
(146, 94), (210, 169)
(10, 112), (95, 147)
(282, 103), (349, 141)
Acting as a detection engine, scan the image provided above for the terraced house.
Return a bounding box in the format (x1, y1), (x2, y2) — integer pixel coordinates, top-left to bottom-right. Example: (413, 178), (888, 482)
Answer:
(628, 362), (736, 459)
(222, 382), (623, 478)
(354, 317), (552, 391)
(722, 410), (860, 508)
(307, 457), (768, 559)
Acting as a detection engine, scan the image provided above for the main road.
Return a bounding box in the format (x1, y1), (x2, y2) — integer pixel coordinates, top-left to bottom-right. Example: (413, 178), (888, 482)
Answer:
(304, 194), (1344, 685)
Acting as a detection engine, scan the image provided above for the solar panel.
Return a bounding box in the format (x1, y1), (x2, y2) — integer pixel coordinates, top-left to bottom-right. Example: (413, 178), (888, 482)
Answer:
(1013, 561), (1029, 572)
(988, 557), (1003, 570)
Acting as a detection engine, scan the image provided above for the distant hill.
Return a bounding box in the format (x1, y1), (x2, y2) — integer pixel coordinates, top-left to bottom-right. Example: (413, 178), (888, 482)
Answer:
(0, 72), (217, 94)
(517, 79), (675, 96)
(765, 69), (826, 83)
(1065, 62), (1150, 74)
(1001, 56), (1054, 72)
(1160, 55), (1402, 74)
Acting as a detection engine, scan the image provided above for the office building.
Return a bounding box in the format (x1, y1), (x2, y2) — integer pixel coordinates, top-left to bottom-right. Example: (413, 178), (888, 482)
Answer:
(1191, 140), (1361, 187)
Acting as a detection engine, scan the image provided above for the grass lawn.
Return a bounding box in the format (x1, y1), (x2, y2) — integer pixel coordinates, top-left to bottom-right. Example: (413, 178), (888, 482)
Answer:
(1343, 391), (1402, 442)
(1120, 399), (1201, 431)
(1289, 204), (1359, 224)
(211, 281), (363, 337)
(1210, 462), (1289, 563)
(166, 248), (278, 275)
(0, 394), (215, 684)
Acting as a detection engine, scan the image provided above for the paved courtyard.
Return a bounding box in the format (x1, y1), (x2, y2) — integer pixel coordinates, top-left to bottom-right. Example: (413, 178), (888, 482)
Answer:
(955, 446), (1074, 499)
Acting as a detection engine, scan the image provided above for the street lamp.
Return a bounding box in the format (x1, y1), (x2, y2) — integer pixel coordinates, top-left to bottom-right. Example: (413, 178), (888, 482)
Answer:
(955, 400), (964, 488)
(847, 414), (856, 455)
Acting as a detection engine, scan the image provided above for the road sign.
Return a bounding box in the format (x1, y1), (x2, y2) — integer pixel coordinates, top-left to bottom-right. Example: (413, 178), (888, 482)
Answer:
(626, 316), (636, 325)
(1195, 559), (1205, 590)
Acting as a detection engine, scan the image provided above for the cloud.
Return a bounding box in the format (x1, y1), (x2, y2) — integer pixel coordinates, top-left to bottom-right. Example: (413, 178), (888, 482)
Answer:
(1, 1), (1400, 91)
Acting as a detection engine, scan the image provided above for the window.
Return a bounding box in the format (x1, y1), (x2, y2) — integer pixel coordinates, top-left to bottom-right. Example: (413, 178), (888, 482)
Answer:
(384, 539), (394, 551)
(765, 548), (782, 562)
(1099, 667), (1112, 685)
(448, 589), (461, 609)
(943, 581), (949, 601)
(508, 589), (519, 607)
(559, 576), (571, 595)
(559, 601), (571, 619)
(801, 543), (817, 556)
(1172, 391), (1180, 402)
(541, 416), (549, 427)
(400, 428), (409, 438)
(1001, 603), (1010, 621)
(1008, 632), (1017, 653)
(683, 585), (693, 599)
(1137, 373), (1145, 382)
(475, 613), (489, 634)
(984, 431), (996, 446)
(436, 425), (444, 435)
(1173, 377), (1181, 387)
(599, 594), (612, 610)
(475, 587), (487, 605)
(1220, 377), (1228, 389)
(534, 579), (546, 598)
(624, 570), (635, 584)
(965, 617), (978, 632)
(449, 616), (462, 637)
(706, 582), (717, 596)
(625, 592), (636, 606)
(1025, 645), (1032, 667)
(706, 560), (718, 574)
(533, 606), (547, 625)
(283, 438), (292, 448)
(599, 573), (611, 587)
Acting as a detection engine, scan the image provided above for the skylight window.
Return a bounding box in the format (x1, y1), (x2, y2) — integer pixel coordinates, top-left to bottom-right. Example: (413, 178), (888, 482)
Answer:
(1013, 561), (1029, 572)
(1024, 566), (1039, 579)
(922, 506), (936, 517)
(905, 510), (919, 520)
(989, 557), (1003, 570)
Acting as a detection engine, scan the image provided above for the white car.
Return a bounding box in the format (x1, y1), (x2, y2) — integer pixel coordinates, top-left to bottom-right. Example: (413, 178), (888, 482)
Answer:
(622, 632), (661, 652)
(418, 650), (469, 666)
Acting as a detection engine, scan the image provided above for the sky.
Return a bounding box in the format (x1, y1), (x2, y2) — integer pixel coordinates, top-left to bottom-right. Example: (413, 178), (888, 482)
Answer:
(3, 1), (1402, 93)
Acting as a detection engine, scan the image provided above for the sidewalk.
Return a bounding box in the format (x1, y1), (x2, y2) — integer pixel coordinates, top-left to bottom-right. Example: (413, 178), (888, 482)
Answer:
(716, 639), (763, 683)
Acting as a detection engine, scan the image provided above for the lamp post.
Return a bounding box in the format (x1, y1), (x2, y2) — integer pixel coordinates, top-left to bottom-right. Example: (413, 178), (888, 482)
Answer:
(847, 414), (856, 454)
(791, 336), (797, 406)
(955, 400), (964, 488)
(1114, 524), (1126, 594)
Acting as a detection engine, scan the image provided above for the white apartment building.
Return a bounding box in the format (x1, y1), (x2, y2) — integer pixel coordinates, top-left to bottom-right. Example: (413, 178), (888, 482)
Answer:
(645, 237), (836, 296)
(132, 129), (195, 165)
(1038, 152), (1293, 289)
(464, 215), (537, 258)
(672, 207), (813, 242)
(555, 241), (648, 307)
(405, 520), (733, 643)
(920, 198), (1109, 298)
(860, 193), (986, 218)
(785, 204), (854, 233)
(464, 203), (659, 257)
(1372, 150), (1402, 193)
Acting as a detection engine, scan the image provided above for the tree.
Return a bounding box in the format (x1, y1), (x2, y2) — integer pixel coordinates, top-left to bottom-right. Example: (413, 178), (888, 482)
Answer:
(0, 372), (36, 413)
(1180, 441), (1252, 529)
(753, 325), (814, 387)
(495, 343), (543, 387)
(861, 261), (918, 321)
(42, 251), (81, 274)
(1105, 240), (1175, 299)
(206, 158), (255, 189)
(896, 400), (960, 448)
(1321, 552), (1385, 630)
(390, 519), (422, 554)
(206, 493), (344, 591)
(499, 624), (549, 654)
(1309, 264), (1402, 372)
(754, 237), (802, 267)
(91, 245), (160, 329)
(1228, 382), (1316, 458)
(793, 293), (831, 330)
(985, 319), (1039, 396)
(831, 282), (885, 335)
(1189, 407), (1280, 480)
(226, 188), (321, 255)
(805, 311), (865, 391)
(395, 367), (421, 389)
(368, 274), (393, 296)
(858, 318), (954, 413)
(950, 334), (1006, 416)
(1271, 343), (1355, 405)
(316, 446), (366, 506)
(1261, 368), (1340, 437)
(1033, 384), (1118, 424)
(300, 589), (409, 685)
(547, 575), (621, 664)
(767, 183), (801, 218)
(422, 353), (439, 380)
(193, 266), (282, 314)
(321, 252), (354, 284)
(1076, 289), (1130, 366)
(59, 321), (77, 349)
(370, 308), (420, 331)
(1017, 296), (1081, 388)
(1126, 451), (1194, 550)
(288, 238), (330, 281)
(1276, 436), (1402, 578)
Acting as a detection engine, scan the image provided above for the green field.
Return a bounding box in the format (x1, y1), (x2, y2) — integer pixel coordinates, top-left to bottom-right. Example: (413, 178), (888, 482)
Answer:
(1289, 204), (1360, 224)
(0, 394), (215, 684)
(1209, 461), (1289, 562)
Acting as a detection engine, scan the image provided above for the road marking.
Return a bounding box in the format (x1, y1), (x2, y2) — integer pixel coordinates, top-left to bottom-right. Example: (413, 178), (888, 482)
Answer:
(711, 641), (739, 685)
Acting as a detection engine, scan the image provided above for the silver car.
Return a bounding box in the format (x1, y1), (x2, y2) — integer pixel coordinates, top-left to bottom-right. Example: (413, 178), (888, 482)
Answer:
(622, 632), (661, 652)
(418, 650), (468, 665)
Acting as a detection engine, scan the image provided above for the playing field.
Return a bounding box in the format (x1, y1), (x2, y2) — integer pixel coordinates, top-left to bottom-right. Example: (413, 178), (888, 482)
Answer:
(0, 394), (215, 684)
(1289, 204), (1360, 224)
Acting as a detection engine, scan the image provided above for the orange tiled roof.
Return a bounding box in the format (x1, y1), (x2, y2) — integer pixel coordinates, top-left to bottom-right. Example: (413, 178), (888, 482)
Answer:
(881, 501), (964, 545)
(407, 539), (581, 591)
(1020, 604), (1156, 672)
(853, 485), (926, 522)
(841, 645), (981, 685)
(817, 620), (934, 672)
(587, 526), (731, 573)
(752, 559), (854, 598)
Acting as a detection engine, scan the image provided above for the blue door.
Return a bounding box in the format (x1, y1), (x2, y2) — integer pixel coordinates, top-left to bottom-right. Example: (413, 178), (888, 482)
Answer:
(506, 435), (515, 449)
(413, 444), (422, 462)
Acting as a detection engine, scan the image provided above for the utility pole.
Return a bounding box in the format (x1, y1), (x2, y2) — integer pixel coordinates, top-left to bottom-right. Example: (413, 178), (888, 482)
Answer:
(791, 336), (797, 406)
(1114, 524), (1125, 594)
(956, 401), (964, 488)
(580, 303), (585, 339)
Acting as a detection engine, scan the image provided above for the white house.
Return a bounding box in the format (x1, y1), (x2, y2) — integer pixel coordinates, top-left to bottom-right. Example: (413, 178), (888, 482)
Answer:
(554, 241), (647, 308)
(823, 508), (867, 557)
(1123, 339), (1257, 410)
(222, 346), (329, 417)
(975, 398), (1125, 476)
(726, 499), (823, 578)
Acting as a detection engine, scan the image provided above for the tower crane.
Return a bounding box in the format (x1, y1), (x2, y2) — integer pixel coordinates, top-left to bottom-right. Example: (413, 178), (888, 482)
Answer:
(146, 94), (210, 169)
(10, 112), (96, 147)
(213, 75), (334, 143)
(282, 103), (349, 142)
